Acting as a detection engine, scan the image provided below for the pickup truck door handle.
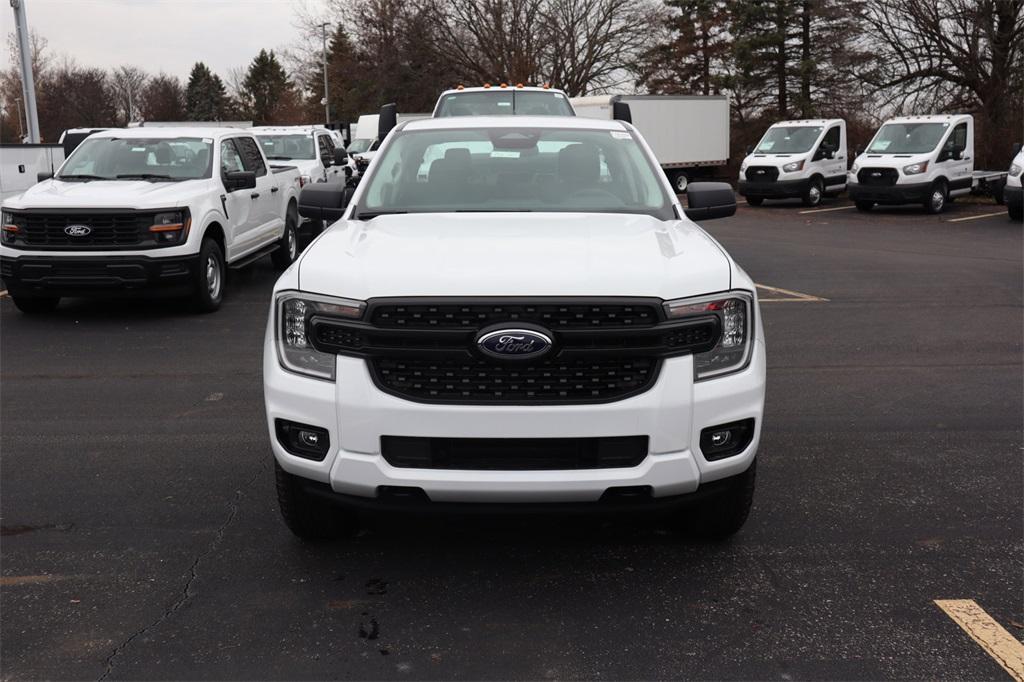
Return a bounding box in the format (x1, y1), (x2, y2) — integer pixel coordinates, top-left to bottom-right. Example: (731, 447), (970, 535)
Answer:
(271, 187), (279, 193)
(250, 192), (260, 199)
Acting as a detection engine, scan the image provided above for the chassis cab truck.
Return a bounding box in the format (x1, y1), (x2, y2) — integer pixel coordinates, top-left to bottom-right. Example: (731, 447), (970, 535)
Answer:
(848, 114), (1008, 214)
(1006, 146), (1023, 222)
(738, 119), (847, 207)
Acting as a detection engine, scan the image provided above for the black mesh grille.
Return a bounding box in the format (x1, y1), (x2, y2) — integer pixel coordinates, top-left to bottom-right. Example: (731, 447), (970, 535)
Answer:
(372, 356), (659, 404)
(745, 166), (779, 182)
(7, 212), (158, 250)
(370, 302), (660, 329)
(381, 435), (649, 470)
(857, 168), (899, 186)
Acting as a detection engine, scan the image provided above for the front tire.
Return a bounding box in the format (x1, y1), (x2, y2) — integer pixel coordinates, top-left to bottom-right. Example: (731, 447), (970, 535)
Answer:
(1009, 202), (1023, 221)
(10, 294), (60, 314)
(191, 237), (225, 313)
(855, 200), (874, 212)
(802, 177), (824, 207)
(674, 460), (756, 540)
(271, 209), (299, 271)
(924, 180), (948, 214)
(746, 196), (765, 207)
(275, 461), (358, 541)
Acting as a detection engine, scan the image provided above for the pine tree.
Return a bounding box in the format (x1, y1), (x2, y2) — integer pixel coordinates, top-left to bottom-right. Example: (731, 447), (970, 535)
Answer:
(637, 0), (731, 96)
(241, 49), (293, 125)
(185, 62), (229, 121)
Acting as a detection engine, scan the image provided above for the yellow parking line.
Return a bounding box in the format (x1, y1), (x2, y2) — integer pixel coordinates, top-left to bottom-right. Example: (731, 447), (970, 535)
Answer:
(0, 289), (7, 298)
(935, 599), (1024, 681)
(798, 205), (855, 215)
(947, 211), (1009, 222)
(756, 283), (829, 302)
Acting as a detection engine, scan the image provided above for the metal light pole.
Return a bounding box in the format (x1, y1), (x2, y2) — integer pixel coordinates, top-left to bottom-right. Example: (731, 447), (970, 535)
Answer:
(11, 0), (40, 142)
(320, 22), (330, 125)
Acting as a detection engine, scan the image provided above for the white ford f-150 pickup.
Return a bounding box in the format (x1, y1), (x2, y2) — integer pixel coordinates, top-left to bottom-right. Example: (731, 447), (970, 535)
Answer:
(264, 115), (765, 541)
(1, 127), (302, 313)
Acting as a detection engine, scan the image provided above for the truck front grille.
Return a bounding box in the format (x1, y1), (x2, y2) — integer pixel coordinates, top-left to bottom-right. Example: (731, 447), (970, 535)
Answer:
(857, 168), (899, 186)
(4, 211), (159, 250)
(370, 301), (660, 329)
(381, 435), (649, 470)
(745, 166), (779, 182)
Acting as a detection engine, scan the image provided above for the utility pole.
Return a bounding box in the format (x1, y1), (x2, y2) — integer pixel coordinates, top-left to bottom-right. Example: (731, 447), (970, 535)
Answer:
(11, 0), (40, 142)
(320, 22), (330, 126)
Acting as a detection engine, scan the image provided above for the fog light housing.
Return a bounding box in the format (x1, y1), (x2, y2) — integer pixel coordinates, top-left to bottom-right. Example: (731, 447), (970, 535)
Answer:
(275, 419), (330, 460)
(699, 419), (755, 461)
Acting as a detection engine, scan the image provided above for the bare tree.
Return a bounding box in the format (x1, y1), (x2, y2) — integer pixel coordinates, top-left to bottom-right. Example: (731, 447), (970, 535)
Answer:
(110, 65), (147, 125)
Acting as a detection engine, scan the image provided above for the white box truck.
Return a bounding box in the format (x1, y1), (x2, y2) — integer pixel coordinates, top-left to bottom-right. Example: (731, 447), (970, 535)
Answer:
(570, 95), (730, 192)
(348, 112), (430, 176)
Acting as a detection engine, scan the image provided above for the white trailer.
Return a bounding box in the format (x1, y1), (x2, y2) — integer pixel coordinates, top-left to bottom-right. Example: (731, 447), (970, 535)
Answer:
(0, 144), (64, 201)
(570, 95), (730, 192)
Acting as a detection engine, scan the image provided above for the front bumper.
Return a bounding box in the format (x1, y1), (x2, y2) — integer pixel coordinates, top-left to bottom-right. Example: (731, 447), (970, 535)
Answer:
(0, 253), (199, 297)
(738, 178), (809, 198)
(848, 180), (931, 204)
(264, 323), (767, 504)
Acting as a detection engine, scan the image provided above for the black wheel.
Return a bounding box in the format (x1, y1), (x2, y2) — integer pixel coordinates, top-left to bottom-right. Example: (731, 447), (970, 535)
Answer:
(670, 170), (689, 193)
(802, 177), (824, 207)
(855, 200), (874, 212)
(673, 460), (756, 541)
(191, 237), (225, 313)
(924, 180), (948, 214)
(275, 461), (358, 541)
(746, 196), (765, 207)
(272, 208), (299, 270)
(1009, 203), (1023, 221)
(10, 294), (60, 314)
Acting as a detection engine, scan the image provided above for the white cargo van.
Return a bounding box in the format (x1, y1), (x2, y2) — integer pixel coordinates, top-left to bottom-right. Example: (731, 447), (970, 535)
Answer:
(848, 114), (1008, 214)
(571, 95), (729, 193)
(738, 119), (847, 207)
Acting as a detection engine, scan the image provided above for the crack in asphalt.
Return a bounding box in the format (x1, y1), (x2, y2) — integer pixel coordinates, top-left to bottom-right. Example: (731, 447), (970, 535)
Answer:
(96, 461), (265, 681)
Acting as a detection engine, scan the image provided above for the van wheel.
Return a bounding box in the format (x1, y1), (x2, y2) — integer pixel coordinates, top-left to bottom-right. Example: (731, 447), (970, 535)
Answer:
(272, 209), (299, 270)
(924, 180), (948, 214)
(673, 460), (756, 540)
(275, 461), (358, 541)
(802, 177), (823, 207)
(1009, 203), (1023, 221)
(746, 196), (764, 206)
(191, 237), (225, 313)
(10, 294), (60, 314)
(992, 180), (1005, 205)
(855, 200), (874, 212)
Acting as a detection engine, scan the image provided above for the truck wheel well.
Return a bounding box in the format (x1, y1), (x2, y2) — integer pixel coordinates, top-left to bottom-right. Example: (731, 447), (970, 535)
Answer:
(287, 198), (297, 221)
(203, 222), (226, 254)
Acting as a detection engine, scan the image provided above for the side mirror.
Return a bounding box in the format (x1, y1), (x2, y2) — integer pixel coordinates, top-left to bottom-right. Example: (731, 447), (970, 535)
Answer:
(223, 170), (256, 191)
(333, 148), (348, 166)
(612, 101), (632, 124)
(37, 171), (53, 182)
(298, 180), (355, 222)
(683, 182), (736, 221)
(378, 103), (397, 141)
(745, 145), (753, 155)
(854, 148), (863, 158)
(1012, 142), (1022, 157)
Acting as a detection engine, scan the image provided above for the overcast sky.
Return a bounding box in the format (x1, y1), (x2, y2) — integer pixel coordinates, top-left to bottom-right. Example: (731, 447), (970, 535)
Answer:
(3, 0), (320, 80)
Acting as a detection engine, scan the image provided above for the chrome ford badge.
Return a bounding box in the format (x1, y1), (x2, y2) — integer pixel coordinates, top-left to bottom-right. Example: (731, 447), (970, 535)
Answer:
(476, 328), (552, 360)
(64, 224), (92, 237)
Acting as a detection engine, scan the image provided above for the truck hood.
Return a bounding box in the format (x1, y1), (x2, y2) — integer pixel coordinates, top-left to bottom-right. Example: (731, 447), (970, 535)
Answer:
(297, 212), (731, 299)
(3, 178), (210, 209)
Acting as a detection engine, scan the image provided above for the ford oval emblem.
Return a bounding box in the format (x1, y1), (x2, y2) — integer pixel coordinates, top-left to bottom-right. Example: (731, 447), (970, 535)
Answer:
(64, 224), (92, 237)
(477, 328), (552, 360)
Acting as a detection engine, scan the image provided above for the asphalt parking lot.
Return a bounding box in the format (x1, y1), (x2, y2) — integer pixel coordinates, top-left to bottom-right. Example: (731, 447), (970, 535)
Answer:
(2, 200), (1021, 680)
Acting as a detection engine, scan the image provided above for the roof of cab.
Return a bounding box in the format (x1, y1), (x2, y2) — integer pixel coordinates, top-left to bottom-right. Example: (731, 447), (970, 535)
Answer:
(772, 119), (843, 127)
(401, 115), (625, 132)
(250, 125), (330, 134)
(440, 85), (568, 95)
(886, 114), (972, 123)
(88, 127), (251, 140)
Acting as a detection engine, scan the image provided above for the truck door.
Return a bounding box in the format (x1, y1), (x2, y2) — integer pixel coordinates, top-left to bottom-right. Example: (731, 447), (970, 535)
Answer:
(219, 138), (257, 252)
(318, 134), (340, 181)
(234, 136), (280, 241)
(939, 121), (972, 194)
(815, 125), (845, 190)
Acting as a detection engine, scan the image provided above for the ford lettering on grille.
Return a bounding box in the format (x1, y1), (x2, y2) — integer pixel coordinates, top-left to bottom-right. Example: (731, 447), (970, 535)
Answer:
(64, 224), (92, 237)
(477, 328), (552, 360)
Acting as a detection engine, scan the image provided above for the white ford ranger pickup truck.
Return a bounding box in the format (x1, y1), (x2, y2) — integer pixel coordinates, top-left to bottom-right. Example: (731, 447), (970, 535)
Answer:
(264, 115), (766, 541)
(1, 127), (301, 313)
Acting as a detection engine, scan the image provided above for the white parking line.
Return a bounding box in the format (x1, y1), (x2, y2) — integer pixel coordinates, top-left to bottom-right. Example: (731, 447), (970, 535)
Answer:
(799, 205), (855, 215)
(947, 211), (1008, 223)
(756, 283), (829, 302)
(0, 289), (7, 298)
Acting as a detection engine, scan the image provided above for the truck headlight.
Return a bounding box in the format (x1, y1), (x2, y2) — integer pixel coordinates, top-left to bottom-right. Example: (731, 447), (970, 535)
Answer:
(1010, 164), (1022, 177)
(664, 291), (754, 379)
(851, 162), (860, 173)
(782, 160), (804, 172)
(1, 210), (24, 243)
(903, 161), (928, 175)
(275, 291), (364, 381)
(149, 209), (191, 245)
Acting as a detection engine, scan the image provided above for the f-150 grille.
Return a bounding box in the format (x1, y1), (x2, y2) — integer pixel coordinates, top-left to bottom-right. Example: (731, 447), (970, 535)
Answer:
(857, 168), (899, 187)
(3, 211), (160, 250)
(370, 301), (660, 329)
(372, 356), (659, 404)
(745, 166), (779, 182)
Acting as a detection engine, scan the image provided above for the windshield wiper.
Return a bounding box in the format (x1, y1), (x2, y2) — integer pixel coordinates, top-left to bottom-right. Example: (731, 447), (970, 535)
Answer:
(57, 174), (111, 181)
(265, 155), (294, 160)
(454, 209), (533, 213)
(115, 173), (176, 181)
(355, 210), (408, 220)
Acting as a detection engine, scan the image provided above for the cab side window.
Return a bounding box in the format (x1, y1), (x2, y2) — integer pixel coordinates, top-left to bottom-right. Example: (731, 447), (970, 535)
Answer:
(822, 126), (841, 154)
(220, 139), (245, 176)
(318, 134), (335, 164)
(950, 123), (968, 151)
(235, 136), (267, 177)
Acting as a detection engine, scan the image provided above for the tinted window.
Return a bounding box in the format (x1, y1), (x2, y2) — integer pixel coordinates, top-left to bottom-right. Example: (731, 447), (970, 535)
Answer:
(822, 126), (840, 150)
(220, 139), (245, 175)
(357, 127), (673, 219)
(235, 136), (267, 176)
(317, 134), (335, 161)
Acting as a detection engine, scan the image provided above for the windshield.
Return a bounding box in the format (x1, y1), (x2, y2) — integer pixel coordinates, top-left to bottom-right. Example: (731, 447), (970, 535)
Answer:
(355, 126), (673, 219)
(255, 134), (315, 160)
(58, 137), (213, 181)
(867, 122), (949, 154)
(436, 91), (574, 117)
(755, 126), (823, 154)
(348, 138), (374, 154)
